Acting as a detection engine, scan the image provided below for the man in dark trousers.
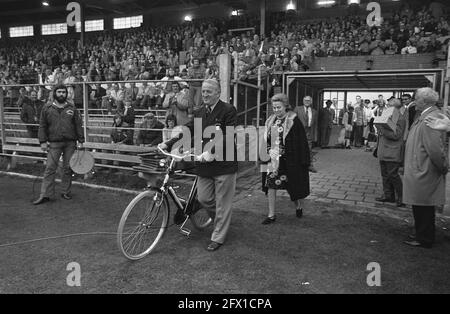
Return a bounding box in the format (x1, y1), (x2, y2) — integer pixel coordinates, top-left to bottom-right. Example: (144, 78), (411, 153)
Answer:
(403, 87), (448, 249)
(294, 95), (318, 172)
(319, 100), (335, 148)
(33, 84), (84, 205)
(159, 79), (238, 252)
(20, 90), (43, 138)
(375, 98), (406, 207)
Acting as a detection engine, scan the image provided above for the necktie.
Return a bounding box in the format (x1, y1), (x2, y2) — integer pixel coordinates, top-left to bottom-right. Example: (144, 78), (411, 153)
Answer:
(206, 106), (211, 117)
(306, 108), (310, 127)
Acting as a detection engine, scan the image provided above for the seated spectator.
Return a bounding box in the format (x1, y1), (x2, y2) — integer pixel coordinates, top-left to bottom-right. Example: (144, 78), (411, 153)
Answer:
(401, 40), (418, 54)
(136, 113), (165, 147)
(102, 83), (124, 114)
(162, 82), (193, 126)
(162, 114), (182, 143)
(111, 114), (131, 145)
(124, 82), (140, 108)
(137, 81), (159, 109)
(120, 97), (136, 145)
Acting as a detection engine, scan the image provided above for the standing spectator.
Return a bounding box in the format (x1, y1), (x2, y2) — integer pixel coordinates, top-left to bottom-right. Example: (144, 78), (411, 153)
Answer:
(353, 98), (366, 147)
(72, 70), (84, 109)
(89, 83), (106, 109)
(403, 87), (448, 249)
(162, 82), (192, 126)
(375, 98), (406, 207)
(158, 67), (185, 94)
(319, 100), (335, 148)
(261, 93), (310, 224)
(187, 58), (206, 110)
(343, 106), (356, 149)
(20, 90), (43, 138)
(33, 85), (84, 205)
(294, 95), (318, 173)
(363, 99), (374, 149)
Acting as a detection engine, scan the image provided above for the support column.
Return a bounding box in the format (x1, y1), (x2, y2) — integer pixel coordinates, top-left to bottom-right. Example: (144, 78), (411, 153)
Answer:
(0, 86), (5, 152)
(104, 16), (113, 31)
(218, 54), (232, 103)
(80, 2), (86, 49)
(260, 0), (266, 37)
(33, 24), (42, 39)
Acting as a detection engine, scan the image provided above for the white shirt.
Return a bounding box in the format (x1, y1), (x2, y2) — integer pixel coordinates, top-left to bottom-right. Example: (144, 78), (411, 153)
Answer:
(305, 106), (312, 127)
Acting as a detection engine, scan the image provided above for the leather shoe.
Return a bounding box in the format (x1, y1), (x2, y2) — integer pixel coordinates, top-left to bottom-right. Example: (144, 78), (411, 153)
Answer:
(206, 241), (222, 251)
(61, 193), (72, 200)
(408, 234), (416, 240)
(261, 215), (276, 225)
(296, 208), (303, 218)
(403, 240), (432, 249)
(375, 197), (395, 203)
(309, 166), (318, 173)
(33, 196), (50, 205)
(396, 202), (406, 207)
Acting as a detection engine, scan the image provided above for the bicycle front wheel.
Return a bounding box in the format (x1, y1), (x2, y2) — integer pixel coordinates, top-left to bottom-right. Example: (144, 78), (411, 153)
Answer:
(117, 189), (169, 260)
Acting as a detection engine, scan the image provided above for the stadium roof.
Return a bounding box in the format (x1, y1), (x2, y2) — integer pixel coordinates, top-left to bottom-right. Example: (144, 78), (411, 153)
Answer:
(0, 0), (246, 25)
(285, 69), (445, 92)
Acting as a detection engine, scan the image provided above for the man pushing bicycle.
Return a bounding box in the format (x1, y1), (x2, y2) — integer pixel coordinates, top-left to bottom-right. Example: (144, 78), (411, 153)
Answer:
(158, 79), (238, 252)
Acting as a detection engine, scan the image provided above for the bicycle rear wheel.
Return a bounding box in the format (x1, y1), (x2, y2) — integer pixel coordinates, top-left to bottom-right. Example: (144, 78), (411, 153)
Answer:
(117, 189), (169, 260)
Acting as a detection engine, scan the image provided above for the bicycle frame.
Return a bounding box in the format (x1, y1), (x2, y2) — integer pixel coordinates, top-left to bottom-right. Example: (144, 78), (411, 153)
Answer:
(155, 147), (199, 236)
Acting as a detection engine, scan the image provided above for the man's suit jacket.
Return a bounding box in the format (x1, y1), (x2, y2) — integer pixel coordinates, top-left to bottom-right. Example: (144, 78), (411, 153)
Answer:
(294, 105), (318, 141)
(166, 100), (238, 177)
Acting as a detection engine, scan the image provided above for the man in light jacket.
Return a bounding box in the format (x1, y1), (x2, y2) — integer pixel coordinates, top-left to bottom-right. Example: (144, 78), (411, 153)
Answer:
(375, 98), (406, 207)
(403, 87), (448, 249)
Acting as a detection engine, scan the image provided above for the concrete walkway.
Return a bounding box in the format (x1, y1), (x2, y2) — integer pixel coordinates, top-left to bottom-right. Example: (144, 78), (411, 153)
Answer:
(236, 147), (450, 218)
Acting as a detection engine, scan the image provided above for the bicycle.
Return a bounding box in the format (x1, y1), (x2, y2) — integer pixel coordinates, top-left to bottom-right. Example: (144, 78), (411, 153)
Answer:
(117, 147), (213, 260)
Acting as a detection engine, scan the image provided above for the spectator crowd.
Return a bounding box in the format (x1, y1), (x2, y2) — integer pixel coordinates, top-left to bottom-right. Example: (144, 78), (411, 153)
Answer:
(0, 1), (449, 147)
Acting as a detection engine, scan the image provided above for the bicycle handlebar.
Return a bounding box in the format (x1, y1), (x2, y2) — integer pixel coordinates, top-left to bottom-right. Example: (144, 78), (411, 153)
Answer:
(157, 146), (200, 161)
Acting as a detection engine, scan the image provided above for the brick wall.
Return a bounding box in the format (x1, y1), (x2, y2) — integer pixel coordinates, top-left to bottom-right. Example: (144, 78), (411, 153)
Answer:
(308, 53), (441, 71)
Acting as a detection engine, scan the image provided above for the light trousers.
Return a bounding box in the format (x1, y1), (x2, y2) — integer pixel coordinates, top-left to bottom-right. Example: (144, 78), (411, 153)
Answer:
(197, 173), (237, 244)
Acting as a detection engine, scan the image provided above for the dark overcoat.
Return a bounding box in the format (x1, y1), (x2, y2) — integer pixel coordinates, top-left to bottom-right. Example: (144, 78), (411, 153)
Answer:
(262, 111), (310, 201)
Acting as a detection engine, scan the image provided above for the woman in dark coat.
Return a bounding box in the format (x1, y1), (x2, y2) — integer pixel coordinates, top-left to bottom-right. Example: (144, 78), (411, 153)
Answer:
(261, 93), (311, 224)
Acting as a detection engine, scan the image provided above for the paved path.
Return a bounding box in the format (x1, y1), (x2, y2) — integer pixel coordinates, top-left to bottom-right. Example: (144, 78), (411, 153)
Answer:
(236, 147), (450, 217)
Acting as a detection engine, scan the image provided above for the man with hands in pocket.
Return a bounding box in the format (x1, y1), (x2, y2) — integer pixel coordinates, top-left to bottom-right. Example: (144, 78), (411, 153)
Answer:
(33, 84), (85, 205)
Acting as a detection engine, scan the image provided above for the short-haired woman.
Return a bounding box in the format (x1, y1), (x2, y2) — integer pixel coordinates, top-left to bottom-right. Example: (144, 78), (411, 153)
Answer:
(261, 93), (311, 224)
(162, 114), (182, 142)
